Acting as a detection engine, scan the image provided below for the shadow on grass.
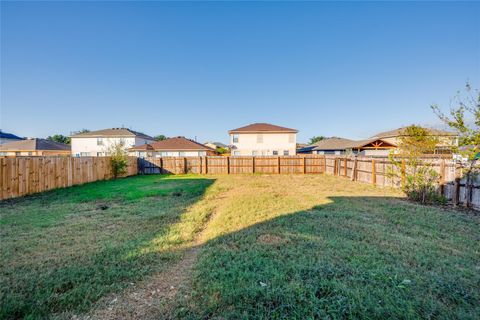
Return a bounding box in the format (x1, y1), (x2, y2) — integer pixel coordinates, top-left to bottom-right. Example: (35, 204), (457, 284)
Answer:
(177, 196), (480, 319)
(0, 175), (216, 319)
(2, 180), (479, 319)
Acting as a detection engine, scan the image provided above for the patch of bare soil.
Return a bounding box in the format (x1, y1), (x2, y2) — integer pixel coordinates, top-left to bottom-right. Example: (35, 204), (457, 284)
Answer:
(80, 246), (199, 320)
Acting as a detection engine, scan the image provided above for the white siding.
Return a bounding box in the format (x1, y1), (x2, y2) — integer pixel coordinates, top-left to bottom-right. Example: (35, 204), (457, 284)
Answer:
(230, 133), (296, 156)
(71, 137), (154, 156)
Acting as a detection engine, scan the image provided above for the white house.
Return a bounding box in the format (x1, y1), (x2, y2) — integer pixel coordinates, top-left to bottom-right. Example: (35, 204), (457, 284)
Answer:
(229, 123), (298, 156)
(71, 128), (155, 157)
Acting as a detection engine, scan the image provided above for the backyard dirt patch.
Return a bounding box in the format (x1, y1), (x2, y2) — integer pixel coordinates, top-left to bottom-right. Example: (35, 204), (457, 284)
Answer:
(84, 247), (199, 320)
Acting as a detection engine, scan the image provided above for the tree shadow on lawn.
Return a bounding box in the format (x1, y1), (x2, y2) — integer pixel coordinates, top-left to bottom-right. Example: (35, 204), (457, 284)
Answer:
(0, 175), (216, 319)
(177, 196), (480, 320)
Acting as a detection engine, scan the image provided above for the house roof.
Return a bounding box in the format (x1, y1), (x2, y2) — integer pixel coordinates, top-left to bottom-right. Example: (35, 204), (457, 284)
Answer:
(130, 137), (214, 151)
(0, 130), (23, 140)
(371, 127), (456, 139)
(311, 138), (356, 151)
(71, 128), (154, 140)
(0, 139), (70, 151)
(229, 123), (298, 134)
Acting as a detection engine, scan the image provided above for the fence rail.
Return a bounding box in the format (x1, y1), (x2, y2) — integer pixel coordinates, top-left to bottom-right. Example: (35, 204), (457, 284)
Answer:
(0, 156), (137, 200)
(137, 156), (326, 175)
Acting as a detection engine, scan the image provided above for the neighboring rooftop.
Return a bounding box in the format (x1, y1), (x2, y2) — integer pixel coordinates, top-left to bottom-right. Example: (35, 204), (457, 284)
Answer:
(0, 130), (23, 141)
(371, 127), (456, 139)
(0, 139), (70, 151)
(130, 137), (214, 151)
(229, 123), (298, 134)
(311, 137), (356, 151)
(71, 128), (154, 140)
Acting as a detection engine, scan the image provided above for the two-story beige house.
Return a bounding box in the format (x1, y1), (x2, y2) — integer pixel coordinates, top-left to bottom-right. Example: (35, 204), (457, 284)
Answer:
(229, 123), (298, 156)
(71, 128), (155, 157)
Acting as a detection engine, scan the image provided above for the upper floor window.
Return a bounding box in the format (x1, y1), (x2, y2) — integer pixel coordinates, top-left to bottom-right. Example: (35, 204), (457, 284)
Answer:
(288, 134), (295, 143)
(283, 150), (289, 156)
(232, 134), (239, 143)
(97, 138), (103, 146)
(257, 134), (263, 143)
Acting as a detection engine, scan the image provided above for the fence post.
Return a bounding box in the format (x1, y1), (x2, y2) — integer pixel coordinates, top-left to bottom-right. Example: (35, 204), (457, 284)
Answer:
(277, 156), (281, 174)
(323, 156), (326, 174)
(204, 156), (208, 174)
(184, 157), (187, 174)
(198, 156), (202, 174)
(401, 159), (406, 187)
(344, 158), (347, 176)
(303, 156), (306, 174)
(439, 159), (446, 196)
(454, 177), (461, 207)
(372, 159), (376, 185)
(351, 156), (357, 181)
(252, 157), (255, 173)
(227, 156), (230, 174)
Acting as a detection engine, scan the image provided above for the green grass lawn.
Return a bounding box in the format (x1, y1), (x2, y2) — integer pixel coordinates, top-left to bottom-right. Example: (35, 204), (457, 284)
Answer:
(1, 174), (479, 319)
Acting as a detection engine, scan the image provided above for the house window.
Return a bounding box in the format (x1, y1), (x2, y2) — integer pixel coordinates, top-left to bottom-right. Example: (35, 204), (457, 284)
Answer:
(0, 152), (6, 156)
(28, 152), (33, 156)
(97, 138), (103, 146)
(257, 134), (263, 143)
(283, 150), (289, 156)
(252, 150), (258, 156)
(80, 152), (90, 157)
(198, 151), (206, 156)
(15, 152), (21, 156)
(289, 134), (295, 143)
(233, 151), (240, 156)
(138, 152), (146, 158)
(232, 134), (239, 143)
(273, 150), (278, 156)
(97, 152), (104, 157)
(179, 152), (186, 157)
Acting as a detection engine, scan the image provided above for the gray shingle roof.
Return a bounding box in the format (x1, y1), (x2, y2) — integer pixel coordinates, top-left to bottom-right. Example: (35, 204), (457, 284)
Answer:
(0, 139), (70, 151)
(371, 127), (456, 139)
(311, 138), (356, 151)
(71, 128), (153, 140)
(229, 123), (298, 133)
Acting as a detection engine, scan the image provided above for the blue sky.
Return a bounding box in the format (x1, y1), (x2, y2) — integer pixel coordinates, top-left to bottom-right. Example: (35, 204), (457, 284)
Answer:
(1, 1), (479, 143)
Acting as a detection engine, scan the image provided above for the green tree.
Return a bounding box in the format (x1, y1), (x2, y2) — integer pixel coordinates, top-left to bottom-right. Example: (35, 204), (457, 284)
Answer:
(154, 135), (167, 141)
(388, 125), (443, 204)
(107, 140), (128, 179)
(309, 136), (325, 145)
(46, 134), (70, 144)
(432, 83), (480, 206)
(215, 146), (228, 155)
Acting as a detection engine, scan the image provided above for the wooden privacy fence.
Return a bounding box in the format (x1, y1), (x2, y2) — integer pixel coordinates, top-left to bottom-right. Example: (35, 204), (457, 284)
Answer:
(138, 155), (480, 209)
(137, 156), (326, 175)
(323, 155), (480, 209)
(0, 156), (137, 200)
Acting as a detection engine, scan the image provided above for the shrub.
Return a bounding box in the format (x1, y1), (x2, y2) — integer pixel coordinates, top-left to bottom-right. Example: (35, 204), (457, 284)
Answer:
(107, 141), (128, 178)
